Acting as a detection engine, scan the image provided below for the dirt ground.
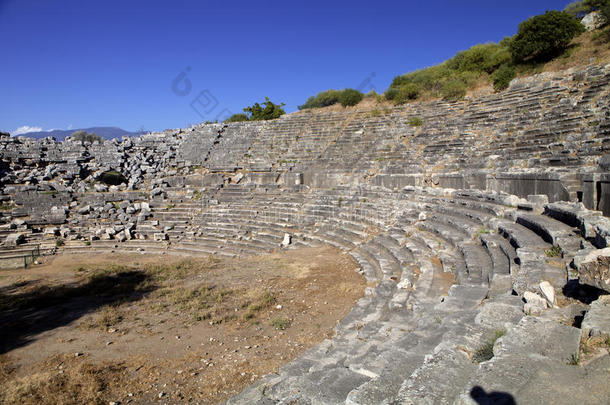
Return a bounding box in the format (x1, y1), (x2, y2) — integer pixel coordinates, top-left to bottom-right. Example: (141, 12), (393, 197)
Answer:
(0, 247), (366, 404)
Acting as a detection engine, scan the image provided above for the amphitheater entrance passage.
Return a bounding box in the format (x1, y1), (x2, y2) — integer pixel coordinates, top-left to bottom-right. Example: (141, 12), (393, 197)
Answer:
(99, 170), (128, 185)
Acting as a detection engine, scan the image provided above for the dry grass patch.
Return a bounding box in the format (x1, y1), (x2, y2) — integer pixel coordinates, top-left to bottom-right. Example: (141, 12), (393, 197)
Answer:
(0, 355), (128, 405)
(0, 248), (366, 404)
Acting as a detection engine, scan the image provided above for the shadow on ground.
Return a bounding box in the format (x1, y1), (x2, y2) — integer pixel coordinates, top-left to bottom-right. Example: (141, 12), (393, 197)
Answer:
(470, 385), (516, 404)
(0, 270), (154, 353)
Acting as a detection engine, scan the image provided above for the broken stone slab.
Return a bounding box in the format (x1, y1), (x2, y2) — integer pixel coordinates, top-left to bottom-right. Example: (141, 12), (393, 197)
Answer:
(77, 205), (91, 214)
(3, 233), (25, 246)
(231, 172), (244, 184)
(43, 227), (59, 237)
(154, 233), (168, 241)
(114, 229), (131, 242)
(281, 233), (291, 248)
(523, 291), (548, 315)
(581, 295), (610, 339)
(94, 184), (108, 192)
(573, 248), (610, 293)
(494, 316), (581, 363)
(538, 281), (556, 307)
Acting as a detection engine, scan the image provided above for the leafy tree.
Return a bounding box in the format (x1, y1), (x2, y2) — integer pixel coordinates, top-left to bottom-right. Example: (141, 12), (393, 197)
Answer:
(338, 89), (364, 106)
(70, 130), (104, 143)
(565, 0), (592, 17)
(510, 11), (585, 63)
(243, 97), (286, 121)
(565, 0), (609, 23)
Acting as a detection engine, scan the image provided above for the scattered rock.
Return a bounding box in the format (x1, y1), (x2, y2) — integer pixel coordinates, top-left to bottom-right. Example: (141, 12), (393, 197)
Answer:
(523, 291), (547, 315)
(538, 281), (556, 307)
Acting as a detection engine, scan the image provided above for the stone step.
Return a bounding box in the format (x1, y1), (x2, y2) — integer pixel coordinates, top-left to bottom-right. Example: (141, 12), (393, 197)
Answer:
(515, 212), (582, 255)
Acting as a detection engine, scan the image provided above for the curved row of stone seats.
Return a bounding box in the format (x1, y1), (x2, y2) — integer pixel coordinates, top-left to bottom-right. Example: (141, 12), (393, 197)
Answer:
(228, 255), (524, 405)
(227, 188), (609, 404)
(9, 182), (601, 402)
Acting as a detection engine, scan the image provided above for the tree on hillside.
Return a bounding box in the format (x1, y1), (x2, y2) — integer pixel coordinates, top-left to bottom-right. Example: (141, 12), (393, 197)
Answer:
(510, 11), (585, 63)
(565, 0), (610, 24)
(338, 89), (364, 107)
(70, 130), (104, 143)
(224, 98), (286, 123)
(243, 97), (286, 121)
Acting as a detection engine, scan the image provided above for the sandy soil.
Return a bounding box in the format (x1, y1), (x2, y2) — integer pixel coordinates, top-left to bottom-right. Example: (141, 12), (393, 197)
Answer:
(0, 247), (365, 404)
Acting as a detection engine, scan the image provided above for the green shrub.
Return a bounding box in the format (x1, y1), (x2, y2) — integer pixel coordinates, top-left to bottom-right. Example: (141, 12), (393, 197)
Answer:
(338, 89), (364, 106)
(394, 83), (420, 104)
(441, 80), (467, 101)
(299, 89), (364, 109)
(545, 245), (562, 257)
(473, 329), (506, 363)
(492, 64), (516, 90)
(225, 113), (249, 122)
(602, 3), (610, 24)
(408, 117), (423, 127)
(447, 43), (511, 74)
(298, 90), (341, 109)
(510, 11), (585, 63)
(100, 170), (127, 185)
(270, 316), (291, 330)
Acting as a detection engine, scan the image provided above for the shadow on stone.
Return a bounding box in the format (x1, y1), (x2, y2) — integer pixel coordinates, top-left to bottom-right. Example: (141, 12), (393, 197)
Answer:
(470, 385), (516, 405)
(0, 270), (155, 354)
(562, 279), (606, 304)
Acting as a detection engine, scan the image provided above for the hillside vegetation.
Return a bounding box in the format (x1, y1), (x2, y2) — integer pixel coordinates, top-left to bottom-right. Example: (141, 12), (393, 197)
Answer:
(225, 2), (609, 122)
(297, 0), (609, 111)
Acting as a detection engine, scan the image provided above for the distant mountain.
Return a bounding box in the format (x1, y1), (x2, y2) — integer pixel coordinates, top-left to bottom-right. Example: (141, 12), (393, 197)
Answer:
(16, 127), (146, 141)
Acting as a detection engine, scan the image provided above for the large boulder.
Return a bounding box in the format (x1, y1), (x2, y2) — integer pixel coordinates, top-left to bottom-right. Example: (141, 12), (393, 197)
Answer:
(582, 11), (606, 31)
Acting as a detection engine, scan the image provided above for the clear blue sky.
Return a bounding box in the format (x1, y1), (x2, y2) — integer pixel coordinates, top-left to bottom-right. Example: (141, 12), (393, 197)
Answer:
(0, 0), (571, 134)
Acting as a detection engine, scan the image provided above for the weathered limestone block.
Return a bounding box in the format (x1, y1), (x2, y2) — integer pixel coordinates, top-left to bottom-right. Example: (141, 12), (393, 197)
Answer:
(582, 11), (606, 31)
(574, 247), (610, 292)
(3, 233), (25, 246)
(154, 233), (168, 241)
(581, 295), (610, 338)
(523, 291), (548, 315)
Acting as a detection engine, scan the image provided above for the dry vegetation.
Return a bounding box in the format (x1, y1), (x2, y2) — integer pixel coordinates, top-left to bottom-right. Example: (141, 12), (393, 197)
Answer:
(0, 248), (365, 404)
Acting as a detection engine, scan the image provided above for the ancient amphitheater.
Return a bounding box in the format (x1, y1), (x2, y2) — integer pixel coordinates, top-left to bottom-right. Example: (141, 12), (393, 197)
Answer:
(2, 64), (610, 404)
